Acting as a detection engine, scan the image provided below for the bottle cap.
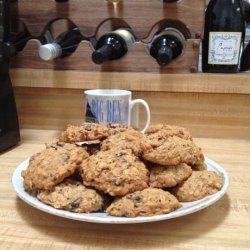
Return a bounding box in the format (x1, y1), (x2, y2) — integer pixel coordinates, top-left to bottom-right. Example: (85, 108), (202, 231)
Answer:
(92, 44), (113, 64)
(156, 46), (173, 65)
(38, 43), (62, 61)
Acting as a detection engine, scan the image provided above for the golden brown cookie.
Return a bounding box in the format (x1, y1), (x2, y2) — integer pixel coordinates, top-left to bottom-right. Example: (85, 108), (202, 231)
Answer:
(149, 163), (192, 188)
(146, 124), (193, 141)
(59, 123), (110, 142)
(101, 129), (151, 157)
(143, 136), (205, 166)
(171, 171), (223, 202)
(37, 179), (105, 213)
(81, 150), (149, 196)
(106, 188), (181, 217)
(107, 123), (132, 135)
(22, 142), (89, 191)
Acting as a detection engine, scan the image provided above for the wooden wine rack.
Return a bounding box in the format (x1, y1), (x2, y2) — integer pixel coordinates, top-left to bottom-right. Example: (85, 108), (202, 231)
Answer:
(10, 0), (205, 73)
(12, 0), (250, 140)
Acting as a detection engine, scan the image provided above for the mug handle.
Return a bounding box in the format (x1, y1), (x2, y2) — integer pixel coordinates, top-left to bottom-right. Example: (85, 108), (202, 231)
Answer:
(130, 99), (151, 133)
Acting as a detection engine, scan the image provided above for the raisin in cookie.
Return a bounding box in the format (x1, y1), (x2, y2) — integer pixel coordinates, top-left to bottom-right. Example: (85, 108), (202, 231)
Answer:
(101, 129), (151, 157)
(171, 171), (223, 202)
(106, 187), (181, 217)
(22, 142), (89, 191)
(81, 150), (149, 196)
(143, 136), (205, 167)
(149, 163), (192, 188)
(59, 123), (110, 142)
(37, 179), (105, 213)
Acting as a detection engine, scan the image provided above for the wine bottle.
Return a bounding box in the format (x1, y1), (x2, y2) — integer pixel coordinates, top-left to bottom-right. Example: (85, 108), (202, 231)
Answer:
(8, 21), (33, 56)
(202, 0), (245, 73)
(38, 27), (83, 60)
(9, 0), (32, 56)
(92, 28), (135, 64)
(243, 0), (250, 23)
(148, 27), (186, 66)
(240, 40), (250, 70)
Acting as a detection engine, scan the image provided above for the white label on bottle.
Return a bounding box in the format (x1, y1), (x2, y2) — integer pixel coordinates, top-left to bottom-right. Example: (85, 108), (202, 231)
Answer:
(112, 29), (135, 48)
(208, 32), (242, 65)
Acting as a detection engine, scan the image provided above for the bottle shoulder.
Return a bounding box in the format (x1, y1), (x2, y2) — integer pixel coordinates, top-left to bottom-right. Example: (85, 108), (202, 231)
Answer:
(150, 28), (186, 49)
(97, 32), (128, 49)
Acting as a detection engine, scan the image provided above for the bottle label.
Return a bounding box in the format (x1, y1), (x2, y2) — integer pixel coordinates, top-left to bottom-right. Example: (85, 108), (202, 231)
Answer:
(112, 29), (135, 48)
(208, 32), (242, 65)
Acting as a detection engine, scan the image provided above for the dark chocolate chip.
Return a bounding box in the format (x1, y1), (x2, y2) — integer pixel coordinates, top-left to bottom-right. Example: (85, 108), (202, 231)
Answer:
(134, 195), (142, 203)
(70, 198), (82, 209)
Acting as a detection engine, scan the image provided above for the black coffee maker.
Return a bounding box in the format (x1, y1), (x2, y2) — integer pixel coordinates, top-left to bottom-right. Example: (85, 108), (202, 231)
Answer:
(0, 0), (20, 152)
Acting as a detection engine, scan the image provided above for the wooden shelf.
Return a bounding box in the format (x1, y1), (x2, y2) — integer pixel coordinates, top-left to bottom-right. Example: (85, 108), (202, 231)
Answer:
(11, 68), (250, 95)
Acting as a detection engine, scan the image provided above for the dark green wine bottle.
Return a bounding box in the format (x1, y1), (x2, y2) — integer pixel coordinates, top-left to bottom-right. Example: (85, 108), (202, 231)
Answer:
(202, 0), (245, 73)
(92, 28), (135, 64)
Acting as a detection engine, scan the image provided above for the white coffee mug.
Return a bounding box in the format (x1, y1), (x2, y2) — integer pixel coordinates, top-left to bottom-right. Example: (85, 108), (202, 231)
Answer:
(84, 89), (151, 133)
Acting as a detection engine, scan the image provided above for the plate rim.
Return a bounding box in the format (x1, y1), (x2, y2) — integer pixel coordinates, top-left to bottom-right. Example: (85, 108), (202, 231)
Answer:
(11, 157), (229, 224)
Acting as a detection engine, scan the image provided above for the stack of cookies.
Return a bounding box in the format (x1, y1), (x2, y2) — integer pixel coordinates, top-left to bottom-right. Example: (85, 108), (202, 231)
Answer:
(21, 123), (223, 218)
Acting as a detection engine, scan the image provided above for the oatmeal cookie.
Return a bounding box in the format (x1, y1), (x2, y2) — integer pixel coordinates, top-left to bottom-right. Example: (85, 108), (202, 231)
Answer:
(81, 150), (149, 196)
(59, 123), (110, 142)
(171, 171), (223, 202)
(22, 142), (89, 191)
(191, 162), (207, 171)
(107, 123), (132, 135)
(143, 136), (205, 166)
(146, 124), (193, 141)
(101, 129), (151, 157)
(37, 179), (105, 213)
(106, 187), (181, 217)
(149, 163), (192, 188)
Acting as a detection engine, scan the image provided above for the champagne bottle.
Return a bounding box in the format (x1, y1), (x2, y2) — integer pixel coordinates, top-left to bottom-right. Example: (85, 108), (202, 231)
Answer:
(38, 27), (83, 60)
(240, 40), (250, 71)
(243, 0), (250, 23)
(202, 0), (245, 73)
(148, 27), (186, 66)
(92, 28), (135, 64)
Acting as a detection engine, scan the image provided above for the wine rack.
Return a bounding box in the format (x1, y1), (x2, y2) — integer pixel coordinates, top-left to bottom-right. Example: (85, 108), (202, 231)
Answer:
(6, 0), (250, 140)
(10, 0), (205, 73)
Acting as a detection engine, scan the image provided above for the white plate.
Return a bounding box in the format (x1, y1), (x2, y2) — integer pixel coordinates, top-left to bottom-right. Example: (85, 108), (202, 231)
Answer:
(12, 157), (229, 224)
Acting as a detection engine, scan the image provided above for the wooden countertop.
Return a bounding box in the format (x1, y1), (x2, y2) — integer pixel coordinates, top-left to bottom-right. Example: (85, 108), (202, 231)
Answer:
(1, 129), (250, 249)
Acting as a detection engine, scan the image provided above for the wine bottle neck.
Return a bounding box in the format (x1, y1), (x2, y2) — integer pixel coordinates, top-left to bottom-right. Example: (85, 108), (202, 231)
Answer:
(156, 46), (173, 65)
(38, 43), (62, 61)
(92, 44), (113, 64)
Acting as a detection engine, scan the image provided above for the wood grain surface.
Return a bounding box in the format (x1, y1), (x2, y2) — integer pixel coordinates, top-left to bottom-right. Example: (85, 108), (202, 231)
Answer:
(16, 0), (205, 39)
(14, 87), (250, 139)
(10, 0), (204, 73)
(10, 68), (250, 94)
(0, 129), (249, 249)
